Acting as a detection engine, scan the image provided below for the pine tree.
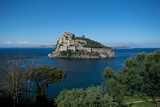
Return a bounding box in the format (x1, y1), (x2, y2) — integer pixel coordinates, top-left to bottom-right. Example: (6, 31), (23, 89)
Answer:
(36, 81), (41, 97)
(41, 82), (45, 97)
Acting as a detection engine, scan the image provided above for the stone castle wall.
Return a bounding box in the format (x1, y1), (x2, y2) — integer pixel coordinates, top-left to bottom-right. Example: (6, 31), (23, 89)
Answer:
(92, 48), (108, 53)
(60, 46), (68, 51)
(68, 46), (76, 51)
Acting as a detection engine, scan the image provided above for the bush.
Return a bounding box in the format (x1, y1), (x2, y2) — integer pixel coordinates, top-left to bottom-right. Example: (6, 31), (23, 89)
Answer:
(60, 50), (74, 56)
(60, 50), (100, 57)
(55, 86), (117, 107)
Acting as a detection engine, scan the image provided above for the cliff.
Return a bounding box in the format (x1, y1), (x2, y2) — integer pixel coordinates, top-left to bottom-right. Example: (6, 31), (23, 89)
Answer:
(48, 32), (115, 58)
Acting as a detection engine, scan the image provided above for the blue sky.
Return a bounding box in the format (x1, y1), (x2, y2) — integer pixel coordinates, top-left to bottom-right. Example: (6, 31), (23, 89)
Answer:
(0, 0), (160, 48)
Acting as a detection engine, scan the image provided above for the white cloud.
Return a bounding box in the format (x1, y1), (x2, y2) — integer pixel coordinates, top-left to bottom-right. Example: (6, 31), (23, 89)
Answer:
(0, 41), (56, 45)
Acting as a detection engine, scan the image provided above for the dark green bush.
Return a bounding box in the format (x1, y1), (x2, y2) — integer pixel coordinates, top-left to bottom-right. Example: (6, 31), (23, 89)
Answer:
(60, 50), (100, 57)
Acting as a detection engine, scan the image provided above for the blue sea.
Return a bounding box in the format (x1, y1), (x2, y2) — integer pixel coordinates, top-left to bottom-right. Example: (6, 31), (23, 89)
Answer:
(0, 48), (159, 98)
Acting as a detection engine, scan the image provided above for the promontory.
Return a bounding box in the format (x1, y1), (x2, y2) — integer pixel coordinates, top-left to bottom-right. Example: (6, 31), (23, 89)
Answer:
(48, 32), (115, 58)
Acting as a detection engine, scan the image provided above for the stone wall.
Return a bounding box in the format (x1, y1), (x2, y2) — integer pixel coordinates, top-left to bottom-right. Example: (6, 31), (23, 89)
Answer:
(92, 48), (108, 53)
(75, 39), (86, 44)
(83, 47), (92, 52)
(64, 32), (74, 38)
(60, 46), (68, 51)
(68, 46), (76, 51)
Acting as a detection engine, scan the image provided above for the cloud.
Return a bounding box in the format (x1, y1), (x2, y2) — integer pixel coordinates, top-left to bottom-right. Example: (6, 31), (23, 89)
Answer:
(0, 41), (34, 44)
(0, 41), (56, 45)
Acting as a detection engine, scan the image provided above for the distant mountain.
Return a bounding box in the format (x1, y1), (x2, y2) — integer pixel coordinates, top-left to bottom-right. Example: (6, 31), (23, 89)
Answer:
(1, 45), (56, 48)
(35, 45), (56, 48)
(111, 46), (133, 49)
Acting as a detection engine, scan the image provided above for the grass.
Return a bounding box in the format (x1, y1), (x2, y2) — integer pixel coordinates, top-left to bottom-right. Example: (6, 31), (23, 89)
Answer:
(123, 95), (160, 107)
(123, 95), (160, 103)
(126, 102), (160, 107)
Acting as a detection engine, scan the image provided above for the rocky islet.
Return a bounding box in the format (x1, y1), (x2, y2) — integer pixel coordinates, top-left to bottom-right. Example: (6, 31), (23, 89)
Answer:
(48, 32), (115, 58)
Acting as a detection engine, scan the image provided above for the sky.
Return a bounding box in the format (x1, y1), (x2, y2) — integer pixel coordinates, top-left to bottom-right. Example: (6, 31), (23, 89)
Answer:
(0, 0), (160, 48)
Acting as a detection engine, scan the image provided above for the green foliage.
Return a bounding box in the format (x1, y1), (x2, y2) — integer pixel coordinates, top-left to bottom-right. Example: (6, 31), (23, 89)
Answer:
(0, 54), (33, 105)
(103, 78), (125, 103)
(127, 102), (160, 107)
(123, 95), (160, 103)
(60, 50), (100, 57)
(26, 65), (66, 97)
(78, 41), (85, 44)
(86, 51), (99, 56)
(121, 51), (160, 96)
(102, 67), (125, 103)
(26, 65), (66, 84)
(73, 37), (110, 49)
(102, 50), (160, 106)
(56, 86), (117, 107)
(35, 81), (46, 97)
(102, 67), (116, 80)
(3, 66), (26, 101)
(60, 50), (74, 57)
(36, 81), (41, 97)
(84, 86), (103, 106)
(56, 88), (85, 107)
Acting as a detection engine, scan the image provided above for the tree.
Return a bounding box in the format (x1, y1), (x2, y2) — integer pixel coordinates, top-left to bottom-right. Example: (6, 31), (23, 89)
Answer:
(102, 50), (160, 107)
(0, 54), (32, 105)
(55, 86), (117, 107)
(26, 65), (66, 97)
(36, 81), (41, 97)
(41, 83), (45, 97)
(102, 68), (125, 104)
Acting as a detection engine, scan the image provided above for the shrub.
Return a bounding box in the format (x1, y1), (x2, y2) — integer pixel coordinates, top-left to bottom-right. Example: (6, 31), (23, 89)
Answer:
(55, 86), (117, 107)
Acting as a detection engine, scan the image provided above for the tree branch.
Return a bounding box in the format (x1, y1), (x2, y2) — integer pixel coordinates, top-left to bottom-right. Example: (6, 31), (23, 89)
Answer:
(135, 94), (153, 104)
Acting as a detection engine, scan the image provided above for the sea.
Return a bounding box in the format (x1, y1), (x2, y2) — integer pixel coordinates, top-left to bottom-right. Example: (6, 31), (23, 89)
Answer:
(0, 48), (159, 98)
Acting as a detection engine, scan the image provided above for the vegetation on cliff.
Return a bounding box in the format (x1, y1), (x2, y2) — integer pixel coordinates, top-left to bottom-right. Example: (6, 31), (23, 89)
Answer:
(60, 50), (99, 57)
(73, 37), (111, 49)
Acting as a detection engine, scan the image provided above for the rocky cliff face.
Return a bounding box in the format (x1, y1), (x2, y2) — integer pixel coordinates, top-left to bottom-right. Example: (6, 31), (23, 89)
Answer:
(48, 32), (115, 58)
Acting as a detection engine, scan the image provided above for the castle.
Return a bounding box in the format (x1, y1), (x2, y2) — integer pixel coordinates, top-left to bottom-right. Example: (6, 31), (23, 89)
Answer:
(48, 32), (115, 58)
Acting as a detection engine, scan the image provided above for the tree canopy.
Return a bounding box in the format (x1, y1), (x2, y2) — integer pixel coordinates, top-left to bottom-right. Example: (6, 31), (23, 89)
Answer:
(26, 65), (66, 84)
(56, 86), (117, 107)
(26, 65), (66, 97)
(102, 50), (160, 106)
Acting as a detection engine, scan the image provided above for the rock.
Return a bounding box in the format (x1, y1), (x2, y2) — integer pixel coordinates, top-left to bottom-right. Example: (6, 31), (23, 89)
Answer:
(48, 32), (115, 58)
